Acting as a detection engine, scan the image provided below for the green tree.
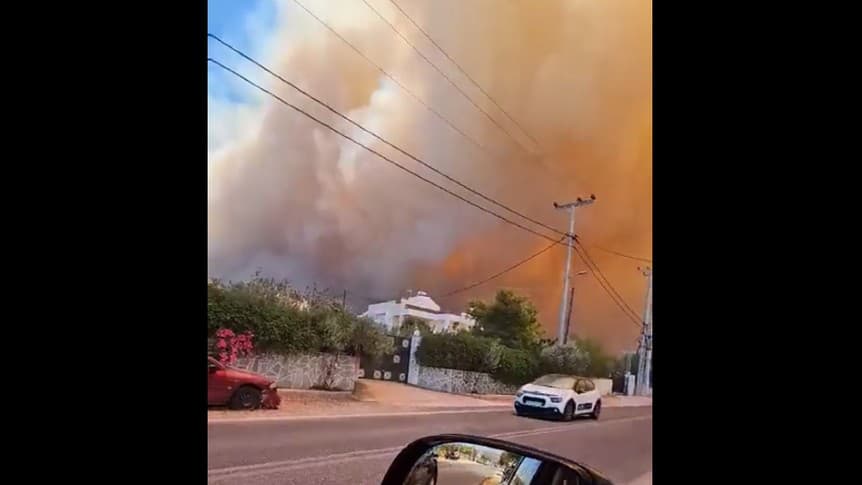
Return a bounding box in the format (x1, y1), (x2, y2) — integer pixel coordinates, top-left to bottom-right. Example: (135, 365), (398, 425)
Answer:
(540, 344), (589, 376)
(396, 315), (433, 337)
(611, 352), (639, 377)
(469, 290), (543, 350)
(573, 336), (614, 377)
(493, 346), (540, 385)
(499, 451), (520, 467)
(345, 317), (395, 358)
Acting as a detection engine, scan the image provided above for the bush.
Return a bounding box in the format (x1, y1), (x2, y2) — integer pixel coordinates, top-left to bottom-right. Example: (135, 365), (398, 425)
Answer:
(539, 344), (589, 376)
(207, 277), (392, 357)
(492, 347), (540, 385)
(395, 316), (433, 337)
(214, 328), (254, 365)
(414, 330), (616, 383)
(346, 317), (395, 358)
(415, 333), (499, 373)
(573, 337), (614, 378)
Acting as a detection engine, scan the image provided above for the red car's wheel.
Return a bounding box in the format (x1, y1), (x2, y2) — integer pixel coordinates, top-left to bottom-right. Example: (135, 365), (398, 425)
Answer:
(229, 386), (262, 410)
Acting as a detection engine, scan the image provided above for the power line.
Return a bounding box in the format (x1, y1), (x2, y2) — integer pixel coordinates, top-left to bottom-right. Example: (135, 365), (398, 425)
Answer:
(358, 0), (535, 155)
(208, 58), (567, 247)
(387, 0), (542, 149)
(208, 33), (569, 241)
(438, 236), (565, 298)
(590, 245), (652, 263)
(574, 242), (640, 321)
(286, 0), (495, 158)
(571, 241), (642, 326)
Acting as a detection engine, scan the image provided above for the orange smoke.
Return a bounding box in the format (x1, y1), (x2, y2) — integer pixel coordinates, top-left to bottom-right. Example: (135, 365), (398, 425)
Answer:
(208, 0), (651, 353)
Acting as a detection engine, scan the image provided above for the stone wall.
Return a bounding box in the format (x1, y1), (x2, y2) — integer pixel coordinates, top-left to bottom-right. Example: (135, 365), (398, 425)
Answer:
(417, 366), (520, 395)
(416, 366), (615, 396)
(232, 353), (359, 391)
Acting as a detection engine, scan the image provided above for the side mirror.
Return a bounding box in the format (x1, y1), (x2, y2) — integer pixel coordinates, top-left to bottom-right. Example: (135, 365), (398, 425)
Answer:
(381, 434), (612, 485)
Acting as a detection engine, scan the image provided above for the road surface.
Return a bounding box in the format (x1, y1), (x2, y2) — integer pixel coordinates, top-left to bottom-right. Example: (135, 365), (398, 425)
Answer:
(208, 406), (651, 484)
(438, 460), (504, 485)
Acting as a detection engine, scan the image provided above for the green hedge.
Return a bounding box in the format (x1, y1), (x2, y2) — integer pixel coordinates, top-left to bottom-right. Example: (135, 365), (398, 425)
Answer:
(415, 333), (500, 373)
(207, 280), (393, 357)
(492, 347), (541, 385)
(416, 333), (611, 386)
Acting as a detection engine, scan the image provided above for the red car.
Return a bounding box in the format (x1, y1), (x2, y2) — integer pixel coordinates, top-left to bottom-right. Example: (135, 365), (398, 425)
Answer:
(207, 356), (281, 409)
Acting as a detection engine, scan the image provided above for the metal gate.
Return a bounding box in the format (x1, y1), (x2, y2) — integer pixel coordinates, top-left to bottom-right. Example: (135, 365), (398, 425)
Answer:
(358, 335), (411, 383)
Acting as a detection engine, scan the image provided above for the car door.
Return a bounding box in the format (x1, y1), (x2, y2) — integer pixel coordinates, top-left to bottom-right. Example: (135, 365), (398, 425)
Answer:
(572, 378), (588, 413)
(207, 357), (232, 405)
(583, 379), (599, 408)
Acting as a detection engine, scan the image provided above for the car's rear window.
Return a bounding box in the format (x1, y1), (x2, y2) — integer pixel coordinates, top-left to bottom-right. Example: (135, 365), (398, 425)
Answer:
(532, 375), (576, 389)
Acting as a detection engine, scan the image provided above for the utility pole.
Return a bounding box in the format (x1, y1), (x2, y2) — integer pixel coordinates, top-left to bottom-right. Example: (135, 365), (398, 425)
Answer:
(563, 286), (575, 345)
(553, 195), (595, 345)
(635, 266), (653, 395)
(562, 271), (588, 345)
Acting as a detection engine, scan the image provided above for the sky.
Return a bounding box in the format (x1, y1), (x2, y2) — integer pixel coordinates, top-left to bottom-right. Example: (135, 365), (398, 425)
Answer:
(206, 0), (652, 353)
(207, 0), (280, 158)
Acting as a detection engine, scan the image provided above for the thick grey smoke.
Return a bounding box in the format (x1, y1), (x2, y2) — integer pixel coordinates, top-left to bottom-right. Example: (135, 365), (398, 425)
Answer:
(208, 0), (651, 351)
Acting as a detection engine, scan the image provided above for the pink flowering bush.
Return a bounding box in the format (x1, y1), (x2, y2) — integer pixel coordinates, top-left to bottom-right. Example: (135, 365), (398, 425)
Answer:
(215, 328), (254, 365)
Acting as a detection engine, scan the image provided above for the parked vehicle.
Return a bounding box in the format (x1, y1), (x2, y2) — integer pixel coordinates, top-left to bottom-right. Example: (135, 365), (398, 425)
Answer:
(513, 374), (602, 420)
(207, 356), (281, 409)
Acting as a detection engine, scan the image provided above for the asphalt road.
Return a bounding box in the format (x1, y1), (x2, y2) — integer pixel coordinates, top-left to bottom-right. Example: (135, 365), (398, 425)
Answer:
(438, 460), (504, 485)
(208, 406), (652, 485)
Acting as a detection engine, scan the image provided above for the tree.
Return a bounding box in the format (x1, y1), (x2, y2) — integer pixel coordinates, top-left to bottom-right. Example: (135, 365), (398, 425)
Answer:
(573, 336), (614, 377)
(612, 352), (639, 377)
(345, 317), (395, 358)
(469, 290), (544, 350)
(540, 344), (589, 376)
(499, 451), (520, 468)
(396, 315), (433, 337)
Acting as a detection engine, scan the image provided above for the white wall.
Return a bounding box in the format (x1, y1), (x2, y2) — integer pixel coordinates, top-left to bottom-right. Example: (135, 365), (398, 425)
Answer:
(593, 378), (613, 396)
(363, 299), (475, 333)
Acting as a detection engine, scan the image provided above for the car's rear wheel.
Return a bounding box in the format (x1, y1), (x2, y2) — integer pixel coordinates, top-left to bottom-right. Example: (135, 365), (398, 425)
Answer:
(591, 400), (602, 420)
(563, 401), (575, 421)
(229, 386), (262, 410)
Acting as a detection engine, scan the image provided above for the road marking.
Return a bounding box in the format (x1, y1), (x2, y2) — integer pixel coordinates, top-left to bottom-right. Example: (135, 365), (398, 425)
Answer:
(208, 446), (404, 481)
(208, 406), (510, 424)
(207, 414), (651, 482)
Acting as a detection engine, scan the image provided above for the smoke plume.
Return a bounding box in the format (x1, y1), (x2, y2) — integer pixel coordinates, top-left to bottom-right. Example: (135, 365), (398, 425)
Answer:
(208, 0), (651, 352)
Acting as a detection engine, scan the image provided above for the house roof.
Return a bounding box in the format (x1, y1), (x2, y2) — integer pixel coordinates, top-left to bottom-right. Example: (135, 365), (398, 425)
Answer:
(400, 291), (441, 312)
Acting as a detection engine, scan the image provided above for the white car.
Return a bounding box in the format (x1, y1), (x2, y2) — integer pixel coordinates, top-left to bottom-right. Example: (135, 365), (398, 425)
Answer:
(513, 374), (602, 421)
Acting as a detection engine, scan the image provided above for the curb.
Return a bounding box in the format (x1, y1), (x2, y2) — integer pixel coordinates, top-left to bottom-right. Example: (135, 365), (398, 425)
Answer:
(208, 406), (510, 424)
(277, 388), (357, 401)
(207, 402), (651, 424)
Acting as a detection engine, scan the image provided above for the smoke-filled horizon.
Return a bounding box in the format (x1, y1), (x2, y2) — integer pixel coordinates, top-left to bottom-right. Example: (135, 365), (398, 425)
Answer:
(208, 0), (651, 353)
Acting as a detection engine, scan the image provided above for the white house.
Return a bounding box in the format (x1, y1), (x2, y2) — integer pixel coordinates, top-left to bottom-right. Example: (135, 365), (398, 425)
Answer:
(361, 291), (476, 334)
